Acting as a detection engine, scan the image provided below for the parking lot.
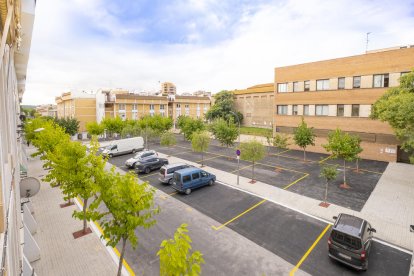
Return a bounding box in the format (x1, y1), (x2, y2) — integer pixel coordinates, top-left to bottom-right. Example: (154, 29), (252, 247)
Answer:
(107, 144), (410, 276)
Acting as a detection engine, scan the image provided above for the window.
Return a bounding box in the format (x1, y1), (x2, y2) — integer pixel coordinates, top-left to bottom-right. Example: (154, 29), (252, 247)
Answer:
(292, 105), (298, 115)
(183, 175), (191, 183)
(337, 104), (344, 116)
(353, 76), (361, 88)
(373, 74), (389, 88)
(160, 104), (165, 110)
(304, 80), (310, 91)
(351, 104), (360, 117)
(315, 105), (328, 116)
(185, 104), (189, 109)
(303, 105), (309, 115)
(192, 173), (200, 180)
(132, 104), (137, 110)
(293, 82), (300, 92)
(277, 83), (288, 93)
(201, 171), (208, 177)
(316, 79), (330, 91)
(338, 77), (345, 89)
(149, 104), (154, 110)
(277, 105), (288, 115)
(176, 104), (181, 108)
(118, 104), (126, 111)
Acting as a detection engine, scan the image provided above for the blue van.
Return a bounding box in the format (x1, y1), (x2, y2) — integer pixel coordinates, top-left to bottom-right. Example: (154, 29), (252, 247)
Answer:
(172, 168), (216, 195)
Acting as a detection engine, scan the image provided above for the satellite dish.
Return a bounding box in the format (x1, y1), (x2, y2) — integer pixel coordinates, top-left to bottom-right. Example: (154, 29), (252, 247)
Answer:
(20, 177), (41, 198)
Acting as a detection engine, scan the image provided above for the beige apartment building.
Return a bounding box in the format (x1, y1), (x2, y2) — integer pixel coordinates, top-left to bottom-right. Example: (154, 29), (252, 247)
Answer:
(232, 83), (274, 128)
(55, 91), (96, 132)
(161, 82), (176, 96)
(273, 46), (414, 162)
(35, 104), (57, 117)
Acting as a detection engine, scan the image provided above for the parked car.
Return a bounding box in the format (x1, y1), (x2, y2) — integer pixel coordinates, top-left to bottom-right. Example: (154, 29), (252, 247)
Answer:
(135, 157), (168, 174)
(159, 163), (193, 184)
(125, 150), (158, 168)
(328, 213), (376, 271)
(171, 167), (216, 195)
(102, 137), (145, 158)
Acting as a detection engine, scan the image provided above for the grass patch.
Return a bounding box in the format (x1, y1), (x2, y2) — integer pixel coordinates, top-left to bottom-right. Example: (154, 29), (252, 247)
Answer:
(240, 126), (272, 137)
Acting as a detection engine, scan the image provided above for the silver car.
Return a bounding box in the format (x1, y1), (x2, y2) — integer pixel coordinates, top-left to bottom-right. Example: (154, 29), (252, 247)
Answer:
(125, 150), (157, 168)
(159, 163), (193, 184)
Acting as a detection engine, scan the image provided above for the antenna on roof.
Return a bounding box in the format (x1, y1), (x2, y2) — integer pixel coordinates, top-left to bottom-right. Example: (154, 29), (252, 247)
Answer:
(365, 32), (371, 53)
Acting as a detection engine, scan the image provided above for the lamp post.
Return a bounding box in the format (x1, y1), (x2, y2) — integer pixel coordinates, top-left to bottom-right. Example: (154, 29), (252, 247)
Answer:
(230, 111), (241, 185)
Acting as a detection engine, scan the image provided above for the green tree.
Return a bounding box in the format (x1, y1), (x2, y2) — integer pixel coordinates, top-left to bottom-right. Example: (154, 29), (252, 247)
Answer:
(272, 133), (290, 156)
(206, 90), (243, 123)
(240, 140), (266, 183)
(371, 70), (414, 163)
(323, 128), (363, 188)
(157, 223), (205, 276)
(210, 118), (239, 150)
(319, 165), (338, 205)
(183, 118), (206, 141)
(96, 171), (159, 276)
(86, 121), (105, 136)
(102, 117), (125, 138)
(120, 123), (141, 138)
(160, 131), (177, 148)
(191, 131), (211, 166)
(293, 118), (316, 161)
(55, 117), (80, 136)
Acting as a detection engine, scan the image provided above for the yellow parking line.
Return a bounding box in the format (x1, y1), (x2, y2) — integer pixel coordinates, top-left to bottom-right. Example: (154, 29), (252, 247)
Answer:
(319, 155), (332, 164)
(76, 197), (136, 276)
(271, 149), (291, 156)
(139, 171), (160, 178)
(230, 164), (253, 174)
(196, 154), (222, 163)
(282, 174), (309, 190)
(324, 161), (383, 175)
(257, 161), (308, 175)
(212, 199), (267, 231)
(174, 150), (194, 156)
(168, 191), (178, 196)
(289, 224), (331, 276)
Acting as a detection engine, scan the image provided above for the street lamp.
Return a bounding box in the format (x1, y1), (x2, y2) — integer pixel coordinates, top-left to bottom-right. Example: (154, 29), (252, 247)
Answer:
(230, 111), (241, 185)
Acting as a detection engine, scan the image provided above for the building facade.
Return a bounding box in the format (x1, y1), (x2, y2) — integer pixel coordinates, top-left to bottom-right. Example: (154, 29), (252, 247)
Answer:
(161, 82), (176, 96)
(0, 0), (36, 275)
(35, 104), (57, 117)
(55, 91), (97, 133)
(232, 83), (274, 128)
(273, 46), (414, 162)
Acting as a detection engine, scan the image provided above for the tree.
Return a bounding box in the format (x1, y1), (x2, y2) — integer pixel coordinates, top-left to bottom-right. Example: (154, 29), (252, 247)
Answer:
(55, 117), (80, 136)
(102, 117), (125, 138)
(181, 117), (206, 141)
(86, 121), (105, 136)
(157, 223), (205, 276)
(191, 131), (211, 167)
(371, 70), (414, 163)
(240, 140), (266, 183)
(96, 171), (159, 276)
(293, 118), (316, 161)
(323, 128), (363, 189)
(210, 118), (239, 150)
(120, 123), (141, 138)
(272, 133), (290, 157)
(205, 90), (243, 123)
(319, 165), (338, 206)
(160, 131), (177, 148)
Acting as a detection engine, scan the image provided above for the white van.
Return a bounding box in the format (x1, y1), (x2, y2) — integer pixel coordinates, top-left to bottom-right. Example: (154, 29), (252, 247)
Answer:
(102, 137), (144, 158)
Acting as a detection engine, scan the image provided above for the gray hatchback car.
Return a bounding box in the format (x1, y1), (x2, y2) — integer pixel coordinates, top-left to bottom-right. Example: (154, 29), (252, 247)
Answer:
(159, 163), (192, 184)
(328, 213), (376, 270)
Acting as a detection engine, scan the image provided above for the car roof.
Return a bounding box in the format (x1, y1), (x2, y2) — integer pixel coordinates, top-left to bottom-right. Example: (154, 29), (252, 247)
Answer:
(164, 163), (187, 169)
(333, 214), (365, 238)
(175, 167), (202, 174)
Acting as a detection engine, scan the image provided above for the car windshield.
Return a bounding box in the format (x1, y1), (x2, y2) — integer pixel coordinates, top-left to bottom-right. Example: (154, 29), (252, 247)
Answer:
(173, 173), (181, 182)
(331, 230), (362, 250)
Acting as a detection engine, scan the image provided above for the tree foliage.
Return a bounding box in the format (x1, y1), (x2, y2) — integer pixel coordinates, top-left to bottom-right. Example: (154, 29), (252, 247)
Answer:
(160, 131), (177, 147)
(86, 121), (105, 136)
(191, 131), (211, 166)
(205, 90), (243, 123)
(319, 165), (338, 204)
(138, 115), (173, 135)
(96, 170), (159, 276)
(240, 139), (266, 182)
(157, 223), (205, 276)
(323, 128), (362, 188)
(210, 117), (239, 149)
(293, 118), (316, 161)
(55, 117), (80, 136)
(371, 69), (414, 163)
(102, 117), (125, 137)
(178, 116), (206, 141)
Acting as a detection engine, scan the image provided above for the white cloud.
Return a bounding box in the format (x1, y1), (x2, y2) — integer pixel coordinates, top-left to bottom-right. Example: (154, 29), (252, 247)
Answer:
(24, 0), (414, 105)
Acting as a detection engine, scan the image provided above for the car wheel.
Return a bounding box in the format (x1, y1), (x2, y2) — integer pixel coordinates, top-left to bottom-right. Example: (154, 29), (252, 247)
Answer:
(208, 179), (214, 186)
(145, 167), (151, 174)
(185, 188), (191, 195)
(108, 154), (113, 158)
(168, 178), (173, 185)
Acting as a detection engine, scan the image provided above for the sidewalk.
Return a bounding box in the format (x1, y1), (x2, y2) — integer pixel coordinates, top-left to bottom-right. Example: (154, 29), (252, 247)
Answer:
(155, 150), (414, 252)
(26, 146), (118, 276)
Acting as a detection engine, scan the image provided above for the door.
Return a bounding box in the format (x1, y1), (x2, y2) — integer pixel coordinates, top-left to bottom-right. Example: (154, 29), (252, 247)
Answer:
(397, 146), (411, 163)
(191, 172), (202, 188)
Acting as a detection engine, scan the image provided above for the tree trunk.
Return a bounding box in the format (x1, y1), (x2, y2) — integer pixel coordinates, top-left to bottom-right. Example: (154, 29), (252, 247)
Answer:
(324, 180), (328, 203)
(343, 159), (346, 185)
(252, 161), (255, 181)
(201, 151), (204, 167)
(356, 158), (359, 173)
(117, 236), (127, 276)
(83, 197), (88, 233)
(303, 148), (306, 161)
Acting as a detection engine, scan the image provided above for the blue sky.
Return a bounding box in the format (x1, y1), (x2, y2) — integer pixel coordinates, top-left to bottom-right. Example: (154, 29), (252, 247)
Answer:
(24, 0), (414, 104)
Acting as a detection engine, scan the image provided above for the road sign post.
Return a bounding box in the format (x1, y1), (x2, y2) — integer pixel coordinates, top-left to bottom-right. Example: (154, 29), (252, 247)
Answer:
(236, 149), (240, 185)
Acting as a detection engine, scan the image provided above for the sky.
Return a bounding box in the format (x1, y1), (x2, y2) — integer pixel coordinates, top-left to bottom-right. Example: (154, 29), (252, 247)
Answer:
(23, 0), (414, 105)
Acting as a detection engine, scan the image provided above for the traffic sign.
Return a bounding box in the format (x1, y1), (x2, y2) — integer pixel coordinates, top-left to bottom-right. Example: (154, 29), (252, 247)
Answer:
(236, 149), (241, 156)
